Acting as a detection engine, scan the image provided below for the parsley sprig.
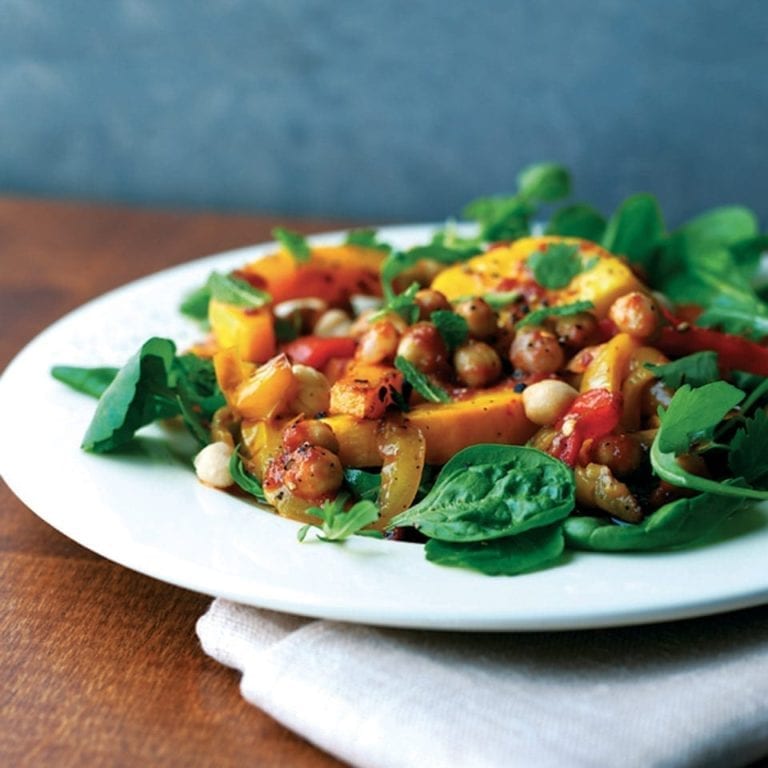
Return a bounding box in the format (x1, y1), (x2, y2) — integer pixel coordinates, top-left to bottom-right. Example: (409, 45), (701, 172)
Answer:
(297, 495), (381, 542)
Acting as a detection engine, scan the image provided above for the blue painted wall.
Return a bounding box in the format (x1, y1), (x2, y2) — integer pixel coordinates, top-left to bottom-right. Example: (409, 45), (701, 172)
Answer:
(2, 1), (766, 226)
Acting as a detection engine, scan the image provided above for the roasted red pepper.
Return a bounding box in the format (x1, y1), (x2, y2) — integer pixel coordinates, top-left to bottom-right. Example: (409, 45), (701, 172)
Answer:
(549, 388), (623, 467)
(657, 325), (768, 377)
(282, 335), (357, 369)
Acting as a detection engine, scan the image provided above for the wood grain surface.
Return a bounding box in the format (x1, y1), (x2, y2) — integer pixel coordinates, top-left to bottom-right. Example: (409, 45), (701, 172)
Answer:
(0, 197), (349, 767)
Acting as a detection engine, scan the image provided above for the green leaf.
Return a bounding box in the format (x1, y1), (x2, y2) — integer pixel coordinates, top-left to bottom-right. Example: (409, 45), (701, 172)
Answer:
(516, 300), (595, 329)
(462, 195), (533, 242)
(206, 272), (271, 308)
(527, 243), (583, 289)
(425, 524), (564, 576)
(563, 492), (746, 551)
(51, 365), (119, 399)
(729, 409), (768, 487)
(516, 163), (571, 203)
(545, 203), (607, 242)
(344, 228), (392, 252)
(391, 445), (574, 541)
(229, 451), (268, 503)
(601, 193), (665, 269)
(430, 310), (469, 351)
(81, 338), (179, 453)
(645, 351), (720, 389)
(371, 281), (421, 324)
(395, 356), (451, 404)
(343, 468), (381, 502)
(172, 354), (226, 442)
(273, 227), (311, 263)
(697, 297), (768, 340)
(656, 381), (745, 455)
(179, 284), (211, 321)
(297, 496), (380, 542)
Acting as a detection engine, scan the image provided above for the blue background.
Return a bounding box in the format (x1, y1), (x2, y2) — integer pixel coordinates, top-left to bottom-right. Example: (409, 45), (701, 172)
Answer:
(2, 1), (766, 226)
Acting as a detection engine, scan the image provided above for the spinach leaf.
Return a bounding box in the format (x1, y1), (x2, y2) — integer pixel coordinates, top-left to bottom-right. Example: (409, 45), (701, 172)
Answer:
(51, 365), (119, 399)
(395, 356), (451, 403)
(273, 227), (311, 263)
(527, 243), (584, 289)
(391, 445), (574, 542)
(516, 163), (571, 203)
(645, 351), (720, 389)
(601, 193), (665, 270)
(425, 524), (565, 576)
(545, 203), (607, 242)
(563, 492), (746, 551)
(430, 310), (469, 351)
(81, 338), (179, 453)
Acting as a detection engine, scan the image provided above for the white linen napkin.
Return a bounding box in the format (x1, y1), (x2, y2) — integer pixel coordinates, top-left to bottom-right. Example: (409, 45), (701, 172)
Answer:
(197, 599), (768, 768)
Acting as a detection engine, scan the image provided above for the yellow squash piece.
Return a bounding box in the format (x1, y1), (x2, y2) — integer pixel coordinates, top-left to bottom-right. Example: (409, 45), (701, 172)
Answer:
(329, 363), (405, 419)
(322, 387), (536, 467)
(238, 244), (386, 305)
(208, 299), (276, 363)
(431, 236), (643, 318)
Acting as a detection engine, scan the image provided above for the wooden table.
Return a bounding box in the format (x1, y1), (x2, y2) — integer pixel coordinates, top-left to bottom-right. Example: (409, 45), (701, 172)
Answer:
(0, 198), (347, 767)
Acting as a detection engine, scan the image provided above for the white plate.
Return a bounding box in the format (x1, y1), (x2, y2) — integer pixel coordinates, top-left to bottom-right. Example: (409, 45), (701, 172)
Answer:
(2, 225), (767, 631)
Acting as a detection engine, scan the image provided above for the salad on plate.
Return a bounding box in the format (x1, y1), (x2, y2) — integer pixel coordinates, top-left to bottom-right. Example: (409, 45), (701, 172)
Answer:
(53, 163), (768, 577)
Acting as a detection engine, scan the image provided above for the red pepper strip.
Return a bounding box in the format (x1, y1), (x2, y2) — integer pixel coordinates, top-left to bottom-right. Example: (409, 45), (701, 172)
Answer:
(657, 326), (768, 377)
(549, 388), (623, 467)
(282, 335), (357, 369)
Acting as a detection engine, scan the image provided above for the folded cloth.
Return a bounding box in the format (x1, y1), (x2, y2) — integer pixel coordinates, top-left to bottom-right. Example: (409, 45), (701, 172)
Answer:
(197, 599), (768, 768)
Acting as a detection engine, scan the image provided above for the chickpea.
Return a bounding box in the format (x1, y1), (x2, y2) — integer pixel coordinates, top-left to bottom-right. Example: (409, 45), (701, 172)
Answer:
(509, 326), (564, 375)
(552, 312), (598, 349)
(282, 419), (340, 453)
(356, 320), (401, 364)
(521, 379), (578, 426)
(453, 340), (502, 388)
(193, 441), (234, 489)
(414, 289), (451, 320)
(608, 291), (660, 339)
(454, 298), (499, 340)
(396, 322), (448, 373)
(288, 364), (331, 415)
(313, 308), (352, 337)
(283, 445), (343, 499)
(350, 309), (407, 337)
(591, 433), (644, 477)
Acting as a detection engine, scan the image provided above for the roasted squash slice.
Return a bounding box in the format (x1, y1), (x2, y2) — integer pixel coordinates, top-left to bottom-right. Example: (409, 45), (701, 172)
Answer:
(431, 236), (643, 318)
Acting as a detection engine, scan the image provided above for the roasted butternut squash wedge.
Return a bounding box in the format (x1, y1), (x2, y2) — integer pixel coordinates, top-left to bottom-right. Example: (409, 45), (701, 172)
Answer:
(208, 299), (276, 363)
(322, 387), (536, 467)
(329, 363), (405, 419)
(431, 236), (643, 318)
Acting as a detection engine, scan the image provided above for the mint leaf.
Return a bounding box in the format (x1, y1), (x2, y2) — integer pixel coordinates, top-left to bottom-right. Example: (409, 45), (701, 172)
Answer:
(297, 495), (380, 542)
(656, 382), (744, 455)
(371, 281), (421, 324)
(395, 356), (451, 403)
(430, 310), (468, 351)
(645, 351), (720, 389)
(516, 300), (594, 329)
(527, 243), (583, 289)
(179, 284), (212, 321)
(273, 227), (311, 263)
(207, 272), (271, 308)
(344, 228), (392, 252)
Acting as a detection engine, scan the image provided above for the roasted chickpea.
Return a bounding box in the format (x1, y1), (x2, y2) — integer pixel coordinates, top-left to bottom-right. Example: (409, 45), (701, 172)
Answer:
(552, 312), (598, 349)
(288, 364), (331, 415)
(396, 322), (448, 373)
(608, 291), (660, 339)
(591, 434), (644, 477)
(521, 379), (578, 426)
(414, 289), (451, 320)
(454, 298), (499, 340)
(313, 308), (352, 337)
(356, 320), (400, 364)
(509, 326), (564, 375)
(282, 419), (340, 453)
(453, 340), (502, 388)
(350, 309), (408, 337)
(283, 445), (343, 499)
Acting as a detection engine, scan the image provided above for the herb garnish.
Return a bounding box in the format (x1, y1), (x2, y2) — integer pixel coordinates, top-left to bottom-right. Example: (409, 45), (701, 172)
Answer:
(430, 310), (469, 351)
(297, 495), (381, 542)
(207, 272), (271, 308)
(272, 227), (311, 263)
(394, 356), (451, 403)
(527, 243), (587, 289)
(516, 300), (595, 328)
